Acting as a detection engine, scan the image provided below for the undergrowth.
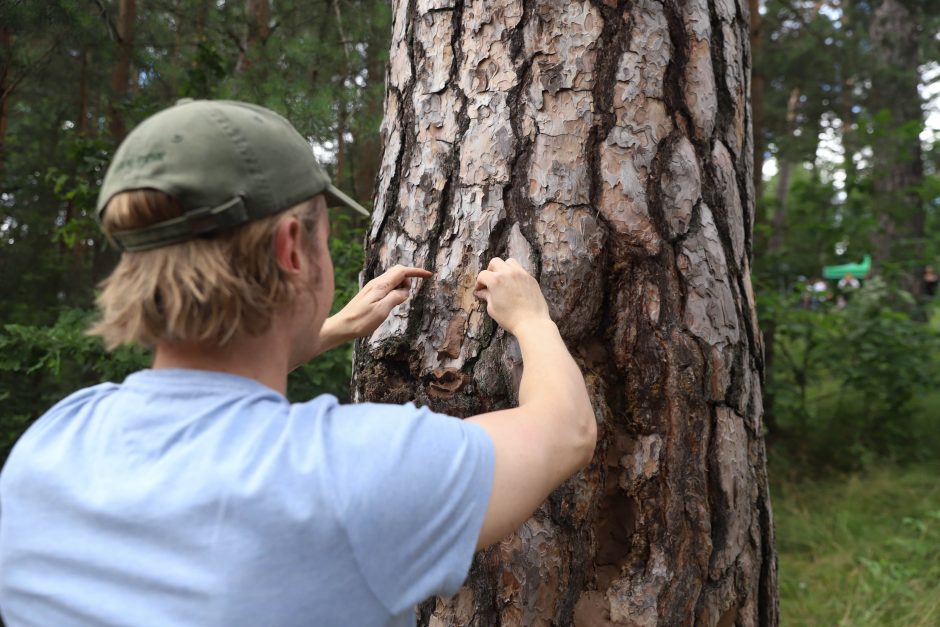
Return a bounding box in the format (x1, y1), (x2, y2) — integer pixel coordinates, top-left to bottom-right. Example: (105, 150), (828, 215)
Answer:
(775, 462), (940, 626)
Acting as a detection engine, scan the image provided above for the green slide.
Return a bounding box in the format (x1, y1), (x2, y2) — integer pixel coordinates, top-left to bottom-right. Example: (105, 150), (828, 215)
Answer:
(822, 255), (871, 280)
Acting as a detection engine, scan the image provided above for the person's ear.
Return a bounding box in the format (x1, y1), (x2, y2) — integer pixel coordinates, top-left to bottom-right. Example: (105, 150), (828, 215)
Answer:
(274, 215), (304, 274)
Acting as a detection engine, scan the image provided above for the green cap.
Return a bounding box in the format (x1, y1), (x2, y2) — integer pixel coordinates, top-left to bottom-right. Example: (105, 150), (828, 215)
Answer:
(96, 99), (369, 251)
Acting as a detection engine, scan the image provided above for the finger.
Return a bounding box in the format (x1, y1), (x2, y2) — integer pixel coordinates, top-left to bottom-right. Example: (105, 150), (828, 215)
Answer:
(505, 257), (528, 276)
(403, 267), (433, 279)
(379, 286), (410, 310)
(390, 266), (433, 282)
(473, 288), (489, 302)
(391, 276), (412, 292)
(375, 265), (433, 292)
(487, 257), (508, 272)
(475, 269), (496, 290)
(506, 257), (529, 274)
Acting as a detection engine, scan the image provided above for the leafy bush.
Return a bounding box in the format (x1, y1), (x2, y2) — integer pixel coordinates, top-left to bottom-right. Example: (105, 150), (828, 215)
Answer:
(0, 309), (150, 464)
(763, 278), (940, 472)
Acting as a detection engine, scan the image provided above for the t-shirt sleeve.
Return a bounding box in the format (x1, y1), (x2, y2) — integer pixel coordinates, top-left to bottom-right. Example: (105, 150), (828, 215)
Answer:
(326, 402), (494, 614)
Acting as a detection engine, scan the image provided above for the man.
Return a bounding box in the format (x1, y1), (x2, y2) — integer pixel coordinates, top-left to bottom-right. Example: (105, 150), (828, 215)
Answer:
(924, 265), (938, 297)
(0, 100), (596, 626)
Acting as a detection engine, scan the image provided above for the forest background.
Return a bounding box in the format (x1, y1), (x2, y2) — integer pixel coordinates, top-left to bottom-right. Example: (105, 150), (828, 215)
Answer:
(1, 0), (939, 623)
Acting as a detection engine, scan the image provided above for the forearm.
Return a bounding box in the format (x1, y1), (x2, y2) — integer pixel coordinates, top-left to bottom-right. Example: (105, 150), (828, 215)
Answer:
(513, 320), (596, 463)
(309, 266), (431, 360)
(312, 316), (355, 357)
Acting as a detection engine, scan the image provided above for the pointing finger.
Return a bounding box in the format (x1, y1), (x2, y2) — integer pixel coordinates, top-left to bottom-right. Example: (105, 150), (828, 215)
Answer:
(379, 286), (410, 310)
(373, 266), (432, 293)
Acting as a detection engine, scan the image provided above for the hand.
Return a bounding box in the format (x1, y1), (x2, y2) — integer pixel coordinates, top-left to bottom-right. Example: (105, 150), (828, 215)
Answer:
(325, 265), (432, 344)
(474, 258), (551, 335)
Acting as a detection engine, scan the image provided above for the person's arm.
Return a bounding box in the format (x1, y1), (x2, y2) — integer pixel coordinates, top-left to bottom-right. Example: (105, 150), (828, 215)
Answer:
(313, 265), (432, 356)
(467, 258), (597, 549)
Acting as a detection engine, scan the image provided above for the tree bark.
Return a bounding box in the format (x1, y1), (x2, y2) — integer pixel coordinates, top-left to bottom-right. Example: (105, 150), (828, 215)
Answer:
(108, 0), (136, 140)
(354, 1), (777, 625)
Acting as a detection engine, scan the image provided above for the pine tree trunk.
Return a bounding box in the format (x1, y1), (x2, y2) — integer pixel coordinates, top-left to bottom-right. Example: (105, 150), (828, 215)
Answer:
(108, 0), (136, 140)
(869, 0), (924, 292)
(237, 0), (271, 73)
(0, 28), (13, 174)
(350, 13), (388, 201)
(767, 88), (800, 256)
(78, 47), (90, 135)
(747, 0), (763, 201)
(353, 1), (778, 624)
(332, 0), (353, 191)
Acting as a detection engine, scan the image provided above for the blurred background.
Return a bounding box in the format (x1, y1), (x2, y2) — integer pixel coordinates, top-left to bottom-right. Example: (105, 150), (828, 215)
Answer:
(1, 1), (938, 623)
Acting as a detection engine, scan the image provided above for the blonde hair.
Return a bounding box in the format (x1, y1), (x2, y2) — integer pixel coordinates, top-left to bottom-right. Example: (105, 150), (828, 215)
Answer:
(90, 189), (322, 350)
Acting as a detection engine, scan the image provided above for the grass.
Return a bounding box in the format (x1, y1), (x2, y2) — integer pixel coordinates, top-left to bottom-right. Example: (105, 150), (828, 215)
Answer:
(775, 462), (940, 626)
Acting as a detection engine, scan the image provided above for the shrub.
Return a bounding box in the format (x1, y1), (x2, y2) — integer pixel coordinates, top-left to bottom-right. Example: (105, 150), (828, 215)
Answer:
(763, 277), (939, 472)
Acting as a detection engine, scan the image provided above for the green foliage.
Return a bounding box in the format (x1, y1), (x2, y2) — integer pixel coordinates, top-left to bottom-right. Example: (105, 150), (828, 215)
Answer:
(775, 463), (940, 626)
(752, 0), (940, 476)
(0, 0), (385, 459)
(1, 0), (392, 325)
(46, 135), (113, 250)
(756, 167), (874, 282)
(762, 280), (940, 472)
(0, 310), (150, 464)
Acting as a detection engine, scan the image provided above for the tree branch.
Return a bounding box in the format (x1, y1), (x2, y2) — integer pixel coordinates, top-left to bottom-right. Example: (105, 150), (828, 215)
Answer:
(90, 0), (121, 42)
(1, 41), (58, 101)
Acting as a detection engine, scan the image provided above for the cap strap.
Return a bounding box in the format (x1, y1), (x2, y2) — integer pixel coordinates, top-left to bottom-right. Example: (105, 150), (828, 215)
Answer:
(111, 197), (249, 252)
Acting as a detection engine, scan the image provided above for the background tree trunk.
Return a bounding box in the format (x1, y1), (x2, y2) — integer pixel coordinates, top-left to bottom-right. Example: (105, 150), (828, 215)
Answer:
(0, 28), (12, 174)
(353, 0), (778, 624)
(350, 7), (389, 201)
(237, 0), (271, 73)
(747, 0), (764, 201)
(78, 47), (89, 135)
(108, 0), (136, 140)
(332, 0), (354, 191)
(768, 88), (800, 256)
(868, 0), (925, 294)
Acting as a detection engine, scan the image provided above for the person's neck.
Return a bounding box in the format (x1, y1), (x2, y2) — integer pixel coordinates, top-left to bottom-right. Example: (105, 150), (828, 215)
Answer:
(153, 329), (292, 396)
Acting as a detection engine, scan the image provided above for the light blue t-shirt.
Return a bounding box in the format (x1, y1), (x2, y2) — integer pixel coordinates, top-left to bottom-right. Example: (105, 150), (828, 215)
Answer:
(0, 369), (494, 626)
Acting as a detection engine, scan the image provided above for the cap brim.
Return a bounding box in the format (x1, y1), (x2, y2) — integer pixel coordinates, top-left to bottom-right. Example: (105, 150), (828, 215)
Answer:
(325, 184), (370, 217)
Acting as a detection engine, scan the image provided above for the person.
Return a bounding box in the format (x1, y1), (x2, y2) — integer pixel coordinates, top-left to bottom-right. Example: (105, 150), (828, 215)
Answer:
(810, 277), (829, 309)
(924, 265), (938, 297)
(0, 100), (597, 626)
(836, 272), (860, 308)
(837, 272), (860, 292)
